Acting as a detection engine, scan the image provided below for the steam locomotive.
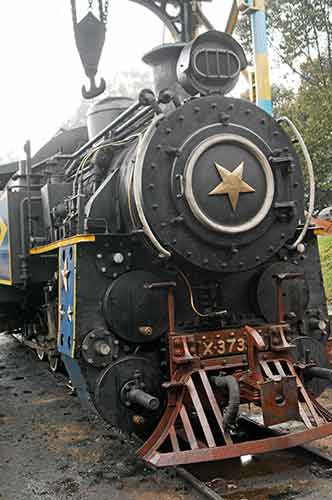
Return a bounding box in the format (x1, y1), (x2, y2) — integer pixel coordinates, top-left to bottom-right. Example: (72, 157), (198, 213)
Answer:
(2, 30), (332, 466)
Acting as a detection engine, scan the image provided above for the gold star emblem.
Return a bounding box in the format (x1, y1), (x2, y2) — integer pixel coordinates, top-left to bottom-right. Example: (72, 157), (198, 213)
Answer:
(59, 304), (64, 320)
(0, 217), (8, 247)
(61, 258), (71, 293)
(67, 305), (73, 322)
(209, 161), (255, 211)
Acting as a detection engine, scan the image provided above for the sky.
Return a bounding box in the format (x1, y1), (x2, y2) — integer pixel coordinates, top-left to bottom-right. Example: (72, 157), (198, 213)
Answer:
(0, 0), (237, 160)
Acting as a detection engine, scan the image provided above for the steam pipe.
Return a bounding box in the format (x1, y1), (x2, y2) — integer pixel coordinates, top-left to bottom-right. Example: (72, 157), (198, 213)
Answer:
(211, 375), (240, 429)
(32, 99), (144, 172)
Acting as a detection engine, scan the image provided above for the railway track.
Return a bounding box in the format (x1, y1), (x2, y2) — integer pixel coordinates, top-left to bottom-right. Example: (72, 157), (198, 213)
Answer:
(179, 422), (332, 500)
(11, 333), (332, 500)
(53, 367), (332, 500)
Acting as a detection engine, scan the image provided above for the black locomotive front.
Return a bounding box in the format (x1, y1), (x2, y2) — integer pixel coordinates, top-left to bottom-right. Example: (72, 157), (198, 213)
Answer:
(1, 29), (331, 467)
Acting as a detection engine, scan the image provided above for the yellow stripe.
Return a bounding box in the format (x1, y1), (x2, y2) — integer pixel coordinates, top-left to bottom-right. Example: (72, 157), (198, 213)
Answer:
(255, 53), (272, 101)
(0, 279), (12, 286)
(30, 234), (96, 255)
(71, 245), (77, 357)
(254, 0), (266, 11)
(57, 249), (61, 347)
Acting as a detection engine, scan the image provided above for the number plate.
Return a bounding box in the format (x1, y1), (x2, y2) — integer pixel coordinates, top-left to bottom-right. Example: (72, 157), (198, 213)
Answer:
(197, 331), (247, 358)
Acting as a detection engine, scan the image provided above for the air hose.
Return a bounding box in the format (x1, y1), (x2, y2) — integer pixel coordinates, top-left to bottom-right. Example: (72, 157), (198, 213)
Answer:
(211, 375), (240, 429)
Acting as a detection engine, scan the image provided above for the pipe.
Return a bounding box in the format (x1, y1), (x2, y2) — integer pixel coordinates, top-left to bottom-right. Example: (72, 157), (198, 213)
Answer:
(112, 108), (155, 137)
(127, 388), (160, 411)
(277, 116), (315, 250)
(211, 375), (240, 429)
(304, 367), (332, 383)
(32, 100), (143, 172)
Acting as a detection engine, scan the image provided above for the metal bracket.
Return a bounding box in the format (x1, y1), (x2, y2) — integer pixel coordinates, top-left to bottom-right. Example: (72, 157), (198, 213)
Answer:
(129, 0), (213, 42)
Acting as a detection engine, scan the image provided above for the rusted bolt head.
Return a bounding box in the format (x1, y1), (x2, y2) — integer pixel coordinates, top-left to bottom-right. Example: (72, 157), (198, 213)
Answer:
(132, 415), (145, 425)
(138, 326), (153, 336)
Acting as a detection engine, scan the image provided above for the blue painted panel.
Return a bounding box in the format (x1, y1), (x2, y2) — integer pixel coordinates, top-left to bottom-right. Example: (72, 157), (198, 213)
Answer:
(251, 11), (268, 54)
(257, 98), (273, 115)
(61, 355), (92, 406)
(58, 245), (76, 357)
(0, 192), (11, 284)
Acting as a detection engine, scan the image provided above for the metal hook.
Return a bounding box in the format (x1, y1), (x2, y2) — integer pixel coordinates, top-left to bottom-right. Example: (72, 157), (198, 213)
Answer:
(82, 75), (106, 99)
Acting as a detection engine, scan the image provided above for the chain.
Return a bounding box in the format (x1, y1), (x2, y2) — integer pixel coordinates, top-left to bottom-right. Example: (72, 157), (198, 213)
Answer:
(104, 0), (109, 23)
(86, 0), (109, 25)
(100, 0), (109, 25)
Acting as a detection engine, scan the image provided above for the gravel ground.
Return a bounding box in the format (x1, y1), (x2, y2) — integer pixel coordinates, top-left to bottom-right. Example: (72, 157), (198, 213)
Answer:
(0, 333), (201, 500)
(4, 331), (332, 500)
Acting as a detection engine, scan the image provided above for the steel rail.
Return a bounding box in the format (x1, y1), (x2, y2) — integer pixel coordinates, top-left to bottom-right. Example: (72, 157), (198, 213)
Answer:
(175, 467), (224, 500)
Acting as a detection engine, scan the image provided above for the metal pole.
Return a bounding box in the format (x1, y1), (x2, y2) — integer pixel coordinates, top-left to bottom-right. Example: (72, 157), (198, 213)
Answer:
(248, 0), (273, 115)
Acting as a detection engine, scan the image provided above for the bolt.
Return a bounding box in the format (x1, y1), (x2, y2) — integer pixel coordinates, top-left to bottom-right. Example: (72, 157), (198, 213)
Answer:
(87, 358), (93, 364)
(132, 415), (145, 425)
(297, 243), (305, 254)
(139, 326), (153, 336)
(94, 341), (111, 356)
(113, 253), (124, 264)
(96, 253), (103, 259)
(101, 266), (107, 273)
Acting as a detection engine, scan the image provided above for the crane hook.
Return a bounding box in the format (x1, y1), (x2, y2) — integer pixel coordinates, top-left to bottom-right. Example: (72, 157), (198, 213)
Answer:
(82, 75), (106, 99)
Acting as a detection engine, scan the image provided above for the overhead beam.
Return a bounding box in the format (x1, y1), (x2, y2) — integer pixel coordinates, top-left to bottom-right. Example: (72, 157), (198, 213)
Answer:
(129, 0), (213, 42)
(225, 0), (239, 34)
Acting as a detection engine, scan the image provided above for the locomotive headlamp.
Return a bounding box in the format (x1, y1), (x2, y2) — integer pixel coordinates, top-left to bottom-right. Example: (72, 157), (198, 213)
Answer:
(177, 30), (248, 96)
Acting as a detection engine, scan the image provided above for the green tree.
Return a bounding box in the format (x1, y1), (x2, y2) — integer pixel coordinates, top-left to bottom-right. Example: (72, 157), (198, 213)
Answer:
(277, 67), (332, 209)
(237, 0), (332, 86)
(236, 1), (332, 210)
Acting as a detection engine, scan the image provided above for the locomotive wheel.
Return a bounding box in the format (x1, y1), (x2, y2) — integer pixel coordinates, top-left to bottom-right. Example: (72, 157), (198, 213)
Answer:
(36, 348), (45, 361)
(48, 354), (59, 373)
(93, 356), (164, 436)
